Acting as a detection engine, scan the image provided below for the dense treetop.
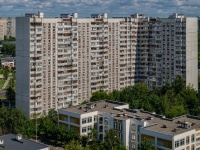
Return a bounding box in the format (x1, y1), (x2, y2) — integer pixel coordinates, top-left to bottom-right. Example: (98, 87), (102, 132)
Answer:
(90, 76), (200, 118)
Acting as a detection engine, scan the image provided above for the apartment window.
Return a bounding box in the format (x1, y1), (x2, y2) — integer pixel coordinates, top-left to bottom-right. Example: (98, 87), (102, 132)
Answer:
(104, 118), (108, 125)
(119, 123), (122, 130)
(88, 125), (92, 132)
(118, 132), (122, 140)
(114, 122), (117, 129)
(132, 124), (136, 130)
(191, 144), (195, 150)
(82, 127), (87, 133)
(186, 136), (190, 144)
(132, 143), (135, 149)
(132, 134), (135, 140)
(180, 138), (185, 146)
(82, 118), (87, 124)
(175, 140), (179, 148)
(196, 137), (200, 142)
(88, 117), (92, 123)
(191, 134), (195, 142)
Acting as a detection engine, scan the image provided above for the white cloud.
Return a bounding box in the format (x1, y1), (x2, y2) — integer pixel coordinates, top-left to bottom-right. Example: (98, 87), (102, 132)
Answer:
(0, 0), (199, 17)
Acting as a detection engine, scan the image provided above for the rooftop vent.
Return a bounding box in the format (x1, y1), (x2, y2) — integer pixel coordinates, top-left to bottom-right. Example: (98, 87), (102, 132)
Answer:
(120, 109), (125, 112)
(147, 116), (153, 120)
(25, 13), (36, 17)
(117, 114), (123, 117)
(123, 113), (127, 116)
(161, 115), (166, 119)
(86, 103), (94, 109)
(104, 104), (108, 108)
(181, 121), (192, 129)
(16, 134), (22, 141)
(0, 139), (4, 145)
(136, 117), (144, 121)
(191, 123), (196, 126)
(60, 14), (71, 18)
(173, 128), (180, 132)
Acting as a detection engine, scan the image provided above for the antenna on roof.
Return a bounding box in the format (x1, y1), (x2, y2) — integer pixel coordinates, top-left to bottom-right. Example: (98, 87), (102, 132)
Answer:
(37, 6), (40, 14)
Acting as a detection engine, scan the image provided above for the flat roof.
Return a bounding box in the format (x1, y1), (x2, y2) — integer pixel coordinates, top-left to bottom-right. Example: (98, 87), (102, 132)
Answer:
(141, 114), (200, 136)
(114, 109), (200, 136)
(61, 100), (128, 114)
(0, 134), (49, 150)
(60, 100), (200, 136)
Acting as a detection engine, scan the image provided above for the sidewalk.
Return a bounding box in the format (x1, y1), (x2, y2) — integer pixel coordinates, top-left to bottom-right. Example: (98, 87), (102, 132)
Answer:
(2, 76), (11, 90)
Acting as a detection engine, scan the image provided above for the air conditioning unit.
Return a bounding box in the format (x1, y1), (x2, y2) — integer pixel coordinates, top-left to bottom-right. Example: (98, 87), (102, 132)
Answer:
(0, 139), (4, 145)
(16, 134), (22, 141)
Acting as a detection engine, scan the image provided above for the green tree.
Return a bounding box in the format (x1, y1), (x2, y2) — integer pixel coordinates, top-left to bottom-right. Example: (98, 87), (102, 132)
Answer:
(0, 106), (9, 135)
(198, 30), (200, 69)
(111, 89), (121, 101)
(138, 140), (157, 150)
(180, 86), (199, 115)
(64, 140), (90, 150)
(1, 43), (16, 57)
(120, 83), (150, 109)
(3, 67), (9, 79)
(6, 86), (15, 100)
(7, 109), (27, 134)
(48, 109), (58, 123)
(22, 119), (35, 138)
(90, 90), (111, 102)
(160, 81), (171, 95)
(65, 140), (83, 150)
(167, 105), (188, 118)
(172, 76), (185, 95)
(198, 75), (200, 90)
(103, 129), (126, 150)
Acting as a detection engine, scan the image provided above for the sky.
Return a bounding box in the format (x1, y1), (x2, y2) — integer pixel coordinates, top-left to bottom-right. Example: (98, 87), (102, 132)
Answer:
(0, 0), (200, 18)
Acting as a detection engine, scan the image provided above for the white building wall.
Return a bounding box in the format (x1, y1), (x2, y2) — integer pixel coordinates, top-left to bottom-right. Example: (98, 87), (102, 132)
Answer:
(80, 111), (98, 135)
(186, 18), (198, 90)
(123, 119), (130, 149)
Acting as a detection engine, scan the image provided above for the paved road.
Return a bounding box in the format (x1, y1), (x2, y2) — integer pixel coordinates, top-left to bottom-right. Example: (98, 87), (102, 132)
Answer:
(2, 76), (11, 90)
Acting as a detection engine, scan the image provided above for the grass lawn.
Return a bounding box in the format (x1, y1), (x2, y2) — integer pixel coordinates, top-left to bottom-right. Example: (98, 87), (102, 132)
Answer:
(0, 95), (6, 99)
(0, 78), (6, 89)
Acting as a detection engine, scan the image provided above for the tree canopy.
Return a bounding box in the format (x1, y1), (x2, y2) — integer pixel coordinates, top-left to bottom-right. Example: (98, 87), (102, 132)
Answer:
(0, 43), (15, 57)
(138, 140), (157, 150)
(90, 76), (200, 118)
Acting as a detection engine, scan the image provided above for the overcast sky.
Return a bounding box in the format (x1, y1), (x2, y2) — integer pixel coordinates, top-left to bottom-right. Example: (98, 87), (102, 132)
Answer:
(0, 0), (199, 18)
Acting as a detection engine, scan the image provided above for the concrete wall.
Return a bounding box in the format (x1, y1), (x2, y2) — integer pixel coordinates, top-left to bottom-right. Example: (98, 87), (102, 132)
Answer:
(173, 129), (196, 150)
(123, 119), (130, 149)
(186, 18), (198, 90)
(16, 17), (31, 117)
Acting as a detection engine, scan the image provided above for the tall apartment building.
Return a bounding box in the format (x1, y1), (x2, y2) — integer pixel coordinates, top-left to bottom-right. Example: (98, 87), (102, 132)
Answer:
(0, 18), (16, 40)
(16, 12), (198, 117)
(58, 100), (200, 150)
(0, 18), (5, 40)
(4, 18), (16, 38)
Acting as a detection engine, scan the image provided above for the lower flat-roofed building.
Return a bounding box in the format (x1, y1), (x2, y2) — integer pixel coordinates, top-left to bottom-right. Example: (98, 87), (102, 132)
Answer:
(0, 134), (49, 150)
(58, 100), (200, 150)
